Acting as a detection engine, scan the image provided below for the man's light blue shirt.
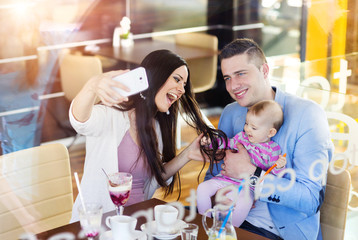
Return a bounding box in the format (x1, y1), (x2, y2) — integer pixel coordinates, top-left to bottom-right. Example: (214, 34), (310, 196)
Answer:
(205, 87), (334, 240)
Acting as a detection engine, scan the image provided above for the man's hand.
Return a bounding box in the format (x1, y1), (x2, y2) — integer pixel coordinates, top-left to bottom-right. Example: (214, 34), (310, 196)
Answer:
(221, 142), (256, 178)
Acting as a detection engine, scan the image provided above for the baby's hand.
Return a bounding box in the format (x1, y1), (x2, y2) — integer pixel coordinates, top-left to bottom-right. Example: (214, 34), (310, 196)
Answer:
(200, 135), (212, 147)
(275, 154), (287, 169)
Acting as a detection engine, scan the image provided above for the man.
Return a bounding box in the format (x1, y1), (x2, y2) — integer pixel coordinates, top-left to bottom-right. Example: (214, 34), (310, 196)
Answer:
(204, 38), (334, 239)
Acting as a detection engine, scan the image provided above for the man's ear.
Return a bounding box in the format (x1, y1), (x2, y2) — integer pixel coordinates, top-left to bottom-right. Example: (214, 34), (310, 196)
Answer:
(262, 63), (269, 79)
(268, 128), (277, 138)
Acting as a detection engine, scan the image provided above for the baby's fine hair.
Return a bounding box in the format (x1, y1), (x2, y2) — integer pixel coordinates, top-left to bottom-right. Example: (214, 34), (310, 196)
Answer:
(248, 100), (284, 131)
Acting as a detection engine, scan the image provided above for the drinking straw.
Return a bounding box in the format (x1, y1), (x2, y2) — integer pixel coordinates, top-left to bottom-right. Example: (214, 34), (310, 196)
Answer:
(218, 153), (286, 237)
(218, 183), (243, 237)
(260, 153), (286, 183)
(74, 172), (87, 212)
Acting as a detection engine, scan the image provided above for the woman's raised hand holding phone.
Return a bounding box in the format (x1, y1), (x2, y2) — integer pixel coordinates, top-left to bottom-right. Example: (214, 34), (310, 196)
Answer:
(91, 70), (131, 106)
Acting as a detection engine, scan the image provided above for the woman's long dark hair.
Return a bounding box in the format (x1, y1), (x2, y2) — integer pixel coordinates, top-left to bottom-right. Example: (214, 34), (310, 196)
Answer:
(115, 49), (224, 197)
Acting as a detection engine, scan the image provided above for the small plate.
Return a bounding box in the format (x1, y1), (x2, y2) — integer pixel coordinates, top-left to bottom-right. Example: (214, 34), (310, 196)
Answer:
(100, 230), (147, 240)
(140, 220), (186, 240)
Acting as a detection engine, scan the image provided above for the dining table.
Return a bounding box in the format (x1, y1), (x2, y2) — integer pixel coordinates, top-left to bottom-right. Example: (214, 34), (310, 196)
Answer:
(85, 38), (217, 66)
(36, 198), (269, 240)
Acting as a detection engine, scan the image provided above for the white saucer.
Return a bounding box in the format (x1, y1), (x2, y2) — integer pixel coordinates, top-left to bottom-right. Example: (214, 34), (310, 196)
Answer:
(140, 220), (186, 240)
(100, 230), (147, 240)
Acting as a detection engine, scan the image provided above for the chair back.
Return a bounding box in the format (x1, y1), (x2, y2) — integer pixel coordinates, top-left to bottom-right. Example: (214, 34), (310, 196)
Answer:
(60, 53), (103, 101)
(0, 143), (73, 239)
(320, 168), (351, 240)
(326, 111), (358, 166)
(175, 32), (218, 93)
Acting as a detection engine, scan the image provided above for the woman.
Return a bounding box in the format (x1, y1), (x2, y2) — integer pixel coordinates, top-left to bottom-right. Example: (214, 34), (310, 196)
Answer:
(70, 49), (219, 221)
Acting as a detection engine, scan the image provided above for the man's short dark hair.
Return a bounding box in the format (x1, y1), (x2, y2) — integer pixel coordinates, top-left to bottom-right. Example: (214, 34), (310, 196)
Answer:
(219, 38), (267, 69)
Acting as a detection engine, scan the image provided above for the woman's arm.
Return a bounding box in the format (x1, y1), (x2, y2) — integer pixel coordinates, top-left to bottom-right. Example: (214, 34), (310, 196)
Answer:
(162, 133), (205, 180)
(72, 70), (131, 122)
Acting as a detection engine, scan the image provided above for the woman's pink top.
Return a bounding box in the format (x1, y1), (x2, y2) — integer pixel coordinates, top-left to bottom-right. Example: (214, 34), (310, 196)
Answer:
(117, 130), (150, 206)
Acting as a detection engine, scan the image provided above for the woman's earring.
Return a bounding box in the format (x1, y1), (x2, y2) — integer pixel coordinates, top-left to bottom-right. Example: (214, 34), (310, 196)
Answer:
(140, 92), (146, 100)
(166, 110), (170, 115)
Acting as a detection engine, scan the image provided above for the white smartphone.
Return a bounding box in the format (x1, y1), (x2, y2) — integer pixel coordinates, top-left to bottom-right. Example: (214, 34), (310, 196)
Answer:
(112, 67), (149, 97)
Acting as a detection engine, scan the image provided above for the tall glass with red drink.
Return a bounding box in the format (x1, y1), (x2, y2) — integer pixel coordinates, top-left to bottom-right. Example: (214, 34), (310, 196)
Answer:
(107, 172), (132, 215)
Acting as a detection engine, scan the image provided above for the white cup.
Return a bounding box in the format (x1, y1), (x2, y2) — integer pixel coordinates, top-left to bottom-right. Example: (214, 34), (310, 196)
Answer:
(105, 215), (137, 239)
(154, 204), (179, 234)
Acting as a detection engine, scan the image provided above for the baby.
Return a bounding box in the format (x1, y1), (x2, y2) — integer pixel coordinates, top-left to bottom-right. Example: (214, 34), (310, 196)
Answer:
(197, 100), (287, 227)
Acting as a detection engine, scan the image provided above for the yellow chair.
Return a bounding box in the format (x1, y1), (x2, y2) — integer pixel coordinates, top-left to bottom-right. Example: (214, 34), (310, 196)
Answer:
(325, 111), (358, 167)
(320, 168), (351, 240)
(60, 53), (103, 102)
(323, 111), (358, 239)
(0, 143), (73, 239)
(58, 53), (103, 147)
(174, 32), (218, 93)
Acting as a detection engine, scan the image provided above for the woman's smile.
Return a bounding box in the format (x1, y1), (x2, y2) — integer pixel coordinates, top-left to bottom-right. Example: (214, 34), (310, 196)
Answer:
(155, 65), (188, 112)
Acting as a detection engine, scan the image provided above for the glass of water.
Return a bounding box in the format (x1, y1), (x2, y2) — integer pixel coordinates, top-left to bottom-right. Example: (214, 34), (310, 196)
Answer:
(180, 223), (199, 240)
(78, 203), (103, 240)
